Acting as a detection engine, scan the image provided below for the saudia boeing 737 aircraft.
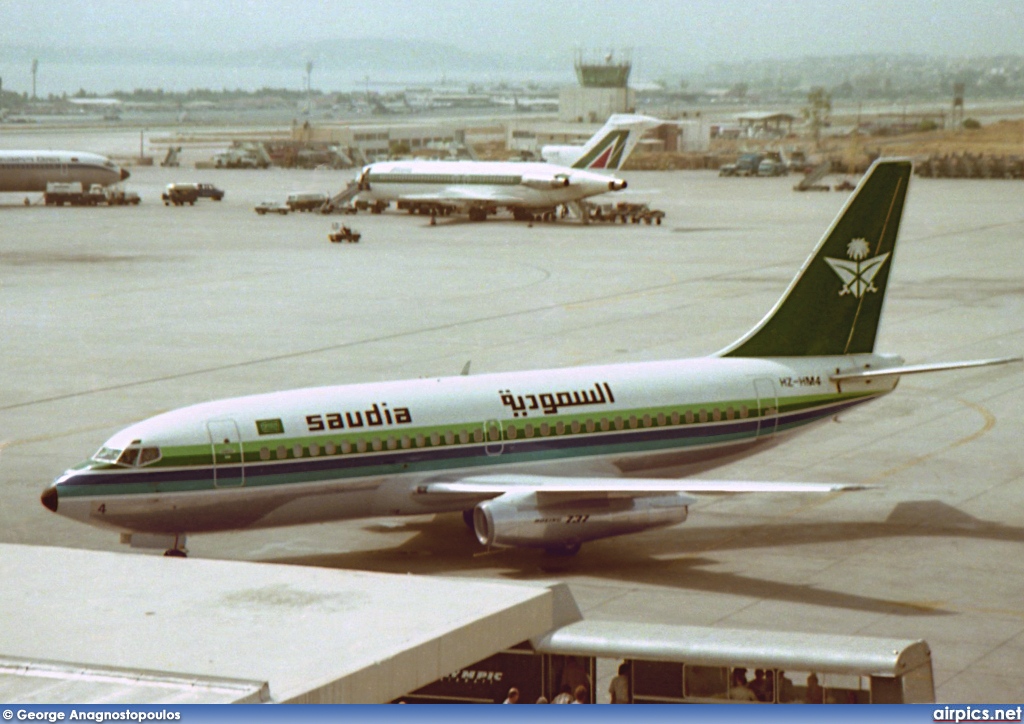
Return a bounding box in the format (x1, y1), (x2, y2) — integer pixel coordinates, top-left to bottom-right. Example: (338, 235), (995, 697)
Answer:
(42, 160), (1019, 557)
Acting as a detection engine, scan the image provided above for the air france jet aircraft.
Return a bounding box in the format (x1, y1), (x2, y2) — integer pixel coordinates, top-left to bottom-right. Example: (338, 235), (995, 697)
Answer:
(355, 115), (660, 221)
(0, 150), (129, 192)
(42, 160), (1019, 557)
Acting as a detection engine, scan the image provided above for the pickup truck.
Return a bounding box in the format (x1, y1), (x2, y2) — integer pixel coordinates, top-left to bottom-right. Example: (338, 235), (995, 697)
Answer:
(162, 183), (225, 206)
(719, 153), (765, 177)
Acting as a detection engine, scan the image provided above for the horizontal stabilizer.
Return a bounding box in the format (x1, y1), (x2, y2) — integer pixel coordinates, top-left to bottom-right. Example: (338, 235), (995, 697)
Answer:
(830, 356), (1022, 382)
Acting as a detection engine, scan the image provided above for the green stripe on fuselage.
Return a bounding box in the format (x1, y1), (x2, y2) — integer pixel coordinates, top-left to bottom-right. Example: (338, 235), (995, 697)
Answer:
(61, 391), (880, 499)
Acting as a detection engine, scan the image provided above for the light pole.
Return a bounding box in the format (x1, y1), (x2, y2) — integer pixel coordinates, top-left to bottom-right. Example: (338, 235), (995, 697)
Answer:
(305, 61), (313, 116)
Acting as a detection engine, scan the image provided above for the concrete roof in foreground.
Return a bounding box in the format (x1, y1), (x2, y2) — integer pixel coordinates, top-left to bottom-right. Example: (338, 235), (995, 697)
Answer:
(0, 544), (569, 703)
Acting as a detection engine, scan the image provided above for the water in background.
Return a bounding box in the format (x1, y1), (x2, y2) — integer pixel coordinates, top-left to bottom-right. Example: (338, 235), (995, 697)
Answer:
(0, 60), (574, 96)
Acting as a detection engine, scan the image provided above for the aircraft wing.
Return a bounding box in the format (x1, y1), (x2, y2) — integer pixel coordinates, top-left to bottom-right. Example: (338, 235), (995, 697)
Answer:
(417, 474), (868, 503)
(398, 187), (523, 204)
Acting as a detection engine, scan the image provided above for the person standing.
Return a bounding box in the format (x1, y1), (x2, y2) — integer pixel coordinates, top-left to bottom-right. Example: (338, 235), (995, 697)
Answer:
(609, 661), (631, 703)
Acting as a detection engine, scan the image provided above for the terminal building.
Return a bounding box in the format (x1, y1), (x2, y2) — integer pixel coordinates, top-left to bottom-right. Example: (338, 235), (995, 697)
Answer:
(1, 544), (934, 704)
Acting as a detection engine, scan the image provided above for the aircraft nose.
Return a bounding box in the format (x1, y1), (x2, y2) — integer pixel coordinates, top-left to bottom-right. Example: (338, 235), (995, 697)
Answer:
(41, 485), (58, 513)
(120, 168), (131, 181)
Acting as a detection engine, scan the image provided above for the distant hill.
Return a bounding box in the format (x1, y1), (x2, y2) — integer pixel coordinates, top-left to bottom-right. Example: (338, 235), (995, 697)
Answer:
(5, 38), (568, 76)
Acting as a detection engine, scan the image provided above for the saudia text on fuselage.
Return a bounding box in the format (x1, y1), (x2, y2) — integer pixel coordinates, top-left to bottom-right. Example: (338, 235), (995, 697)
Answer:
(305, 402), (412, 432)
(500, 382), (615, 418)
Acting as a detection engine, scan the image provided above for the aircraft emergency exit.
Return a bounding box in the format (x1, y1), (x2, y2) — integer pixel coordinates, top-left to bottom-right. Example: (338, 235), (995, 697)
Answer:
(42, 160), (1020, 557)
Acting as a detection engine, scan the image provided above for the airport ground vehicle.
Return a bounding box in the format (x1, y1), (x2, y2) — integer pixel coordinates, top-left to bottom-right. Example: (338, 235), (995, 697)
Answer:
(588, 201), (665, 225)
(160, 147), (181, 167)
(213, 148), (269, 169)
(719, 153), (765, 177)
(162, 183), (224, 206)
(103, 188), (141, 205)
(757, 158), (788, 176)
(44, 182), (140, 206)
(354, 199), (390, 214)
(45, 182), (101, 206)
(328, 224), (360, 243)
(286, 192), (330, 212)
(254, 200), (290, 215)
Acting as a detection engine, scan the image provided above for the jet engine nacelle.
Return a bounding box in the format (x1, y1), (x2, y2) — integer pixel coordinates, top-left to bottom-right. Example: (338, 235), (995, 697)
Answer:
(608, 179), (628, 191)
(540, 146), (576, 166)
(473, 492), (689, 550)
(520, 173), (570, 190)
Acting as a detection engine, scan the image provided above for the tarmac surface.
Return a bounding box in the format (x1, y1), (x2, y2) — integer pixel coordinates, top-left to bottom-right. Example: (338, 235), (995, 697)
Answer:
(1, 129), (1023, 702)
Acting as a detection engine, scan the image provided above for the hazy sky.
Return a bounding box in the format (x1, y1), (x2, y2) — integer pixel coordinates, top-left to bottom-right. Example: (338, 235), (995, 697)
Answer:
(4, 0), (1022, 60)
(2, 0), (1023, 93)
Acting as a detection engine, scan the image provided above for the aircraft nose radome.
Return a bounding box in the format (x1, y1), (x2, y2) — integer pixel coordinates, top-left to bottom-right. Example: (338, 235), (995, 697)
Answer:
(41, 486), (58, 513)
(120, 168), (131, 181)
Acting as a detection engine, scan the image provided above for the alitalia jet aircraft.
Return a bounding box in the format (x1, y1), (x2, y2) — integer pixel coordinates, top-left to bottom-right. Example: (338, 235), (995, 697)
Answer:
(356, 115), (661, 221)
(539, 113), (664, 170)
(42, 160), (1018, 557)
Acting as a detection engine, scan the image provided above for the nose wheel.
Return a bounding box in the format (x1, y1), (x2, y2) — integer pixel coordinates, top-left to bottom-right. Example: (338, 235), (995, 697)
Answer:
(162, 534), (188, 557)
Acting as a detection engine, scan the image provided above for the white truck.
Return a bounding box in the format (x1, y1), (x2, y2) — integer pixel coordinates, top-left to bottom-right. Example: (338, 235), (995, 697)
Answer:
(44, 183), (140, 206)
(286, 192), (329, 212)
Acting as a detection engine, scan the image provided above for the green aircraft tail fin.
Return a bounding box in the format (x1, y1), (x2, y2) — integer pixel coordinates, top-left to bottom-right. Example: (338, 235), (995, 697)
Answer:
(720, 158), (912, 358)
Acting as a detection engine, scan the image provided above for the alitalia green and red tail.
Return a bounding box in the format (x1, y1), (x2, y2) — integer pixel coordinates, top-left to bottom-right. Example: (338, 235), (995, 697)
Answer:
(571, 114), (664, 170)
(721, 159), (912, 358)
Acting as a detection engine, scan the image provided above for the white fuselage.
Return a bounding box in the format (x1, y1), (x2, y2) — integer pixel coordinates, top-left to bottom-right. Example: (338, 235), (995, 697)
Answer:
(0, 150), (128, 192)
(358, 160), (625, 211)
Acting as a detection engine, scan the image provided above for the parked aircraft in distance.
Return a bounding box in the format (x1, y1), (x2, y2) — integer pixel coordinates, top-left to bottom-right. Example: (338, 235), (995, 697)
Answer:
(42, 160), (1020, 557)
(357, 158), (626, 221)
(0, 150), (129, 192)
(540, 113), (664, 170)
(354, 114), (661, 221)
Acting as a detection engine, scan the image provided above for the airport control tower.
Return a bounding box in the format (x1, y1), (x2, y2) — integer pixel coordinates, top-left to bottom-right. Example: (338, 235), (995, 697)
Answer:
(559, 49), (636, 122)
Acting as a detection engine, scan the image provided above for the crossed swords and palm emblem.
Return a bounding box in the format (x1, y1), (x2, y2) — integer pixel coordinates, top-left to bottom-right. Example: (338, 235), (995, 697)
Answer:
(824, 238), (890, 298)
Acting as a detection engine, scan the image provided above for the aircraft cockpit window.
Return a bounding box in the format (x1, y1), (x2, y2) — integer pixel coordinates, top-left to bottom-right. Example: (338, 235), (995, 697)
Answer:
(138, 447), (162, 466)
(116, 448), (140, 467)
(93, 446), (162, 467)
(92, 447), (121, 463)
